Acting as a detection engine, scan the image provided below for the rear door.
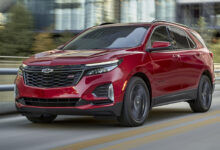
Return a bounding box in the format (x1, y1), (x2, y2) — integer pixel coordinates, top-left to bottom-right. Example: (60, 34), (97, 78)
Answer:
(167, 26), (202, 92)
(147, 25), (182, 105)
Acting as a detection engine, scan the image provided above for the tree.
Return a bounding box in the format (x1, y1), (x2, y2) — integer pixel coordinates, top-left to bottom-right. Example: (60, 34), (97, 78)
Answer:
(196, 17), (213, 48)
(210, 39), (220, 63)
(32, 31), (75, 53)
(0, 3), (34, 56)
(55, 32), (74, 46)
(32, 32), (56, 53)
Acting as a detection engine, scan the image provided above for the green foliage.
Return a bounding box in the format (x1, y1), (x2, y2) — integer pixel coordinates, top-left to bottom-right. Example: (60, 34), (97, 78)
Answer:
(194, 17), (220, 63)
(195, 17), (214, 48)
(55, 32), (74, 46)
(31, 32), (74, 53)
(32, 32), (55, 53)
(0, 3), (34, 56)
(210, 40), (220, 63)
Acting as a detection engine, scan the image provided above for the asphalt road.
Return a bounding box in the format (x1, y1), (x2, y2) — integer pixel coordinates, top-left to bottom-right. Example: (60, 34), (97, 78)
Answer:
(1, 89), (220, 150)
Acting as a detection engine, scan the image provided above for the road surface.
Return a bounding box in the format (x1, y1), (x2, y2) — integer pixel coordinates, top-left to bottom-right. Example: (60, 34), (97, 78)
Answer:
(0, 89), (220, 150)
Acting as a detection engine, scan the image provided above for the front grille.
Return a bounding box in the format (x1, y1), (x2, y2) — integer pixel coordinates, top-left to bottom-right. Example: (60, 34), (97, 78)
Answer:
(92, 84), (110, 97)
(18, 97), (83, 107)
(23, 65), (84, 88)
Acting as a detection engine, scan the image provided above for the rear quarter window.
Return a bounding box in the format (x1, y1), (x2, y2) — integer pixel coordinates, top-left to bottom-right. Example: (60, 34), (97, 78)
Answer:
(190, 30), (207, 48)
(185, 32), (196, 49)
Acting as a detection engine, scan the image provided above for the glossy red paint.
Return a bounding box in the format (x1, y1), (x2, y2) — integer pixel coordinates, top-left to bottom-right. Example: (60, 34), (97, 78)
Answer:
(15, 22), (215, 116)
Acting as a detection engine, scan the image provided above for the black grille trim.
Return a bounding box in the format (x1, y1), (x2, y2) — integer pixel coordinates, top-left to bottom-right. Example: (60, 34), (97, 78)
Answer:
(17, 97), (90, 107)
(92, 84), (110, 98)
(23, 65), (84, 88)
(91, 99), (113, 105)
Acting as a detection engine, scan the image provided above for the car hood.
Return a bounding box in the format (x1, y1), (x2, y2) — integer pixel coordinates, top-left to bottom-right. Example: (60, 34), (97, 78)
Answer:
(23, 49), (131, 66)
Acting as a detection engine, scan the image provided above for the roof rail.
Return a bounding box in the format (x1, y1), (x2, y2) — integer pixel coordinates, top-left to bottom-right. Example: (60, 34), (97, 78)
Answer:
(151, 20), (189, 28)
(99, 22), (115, 26)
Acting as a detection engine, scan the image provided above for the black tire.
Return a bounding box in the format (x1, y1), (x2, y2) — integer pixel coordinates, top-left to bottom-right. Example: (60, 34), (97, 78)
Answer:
(118, 77), (150, 127)
(26, 114), (57, 123)
(189, 75), (212, 112)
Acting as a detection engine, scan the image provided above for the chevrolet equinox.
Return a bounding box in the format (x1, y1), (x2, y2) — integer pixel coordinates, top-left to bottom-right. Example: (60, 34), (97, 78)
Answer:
(15, 21), (215, 126)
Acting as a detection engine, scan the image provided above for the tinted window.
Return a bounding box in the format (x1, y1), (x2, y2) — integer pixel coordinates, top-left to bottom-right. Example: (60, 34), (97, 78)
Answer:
(168, 26), (190, 49)
(191, 30), (207, 48)
(62, 26), (148, 50)
(186, 34), (196, 48)
(150, 26), (170, 47)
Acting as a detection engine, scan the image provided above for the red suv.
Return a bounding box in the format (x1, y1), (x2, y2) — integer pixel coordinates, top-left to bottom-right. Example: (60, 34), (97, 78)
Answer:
(15, 21), (215, 126)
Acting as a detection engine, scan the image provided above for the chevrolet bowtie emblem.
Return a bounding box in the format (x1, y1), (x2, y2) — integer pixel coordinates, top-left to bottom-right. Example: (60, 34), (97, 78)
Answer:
(41, 68), (54, 73)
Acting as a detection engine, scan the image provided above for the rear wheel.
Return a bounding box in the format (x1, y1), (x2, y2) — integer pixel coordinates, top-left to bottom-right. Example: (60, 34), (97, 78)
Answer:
(118, 77), (150, 127)
(189, 75), (212, 112)
(26, 114), (57, 123)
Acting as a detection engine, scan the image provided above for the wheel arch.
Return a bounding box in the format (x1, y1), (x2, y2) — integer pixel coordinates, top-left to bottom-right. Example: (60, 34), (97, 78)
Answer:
(201, 70), (213, 89)
(132, 72), (152, 107)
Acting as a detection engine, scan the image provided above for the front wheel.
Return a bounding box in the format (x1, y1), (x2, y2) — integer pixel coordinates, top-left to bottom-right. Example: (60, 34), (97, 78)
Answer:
(118, 77), (150, 127)
(26, 114), (57, 123)
(189, 75), (212, 112)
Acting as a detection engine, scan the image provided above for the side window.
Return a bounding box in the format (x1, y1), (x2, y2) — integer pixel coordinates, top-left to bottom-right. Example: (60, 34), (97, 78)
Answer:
(149, 26), (170, 47)
(186, 34), (196, 49)
(190, 30), (207, 48)
(168, 26), (190, 50)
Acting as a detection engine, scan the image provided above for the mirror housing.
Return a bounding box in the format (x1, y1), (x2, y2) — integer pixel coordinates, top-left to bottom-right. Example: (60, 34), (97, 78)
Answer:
(152, 41), (171, 48)
(148, 41), (172, 52)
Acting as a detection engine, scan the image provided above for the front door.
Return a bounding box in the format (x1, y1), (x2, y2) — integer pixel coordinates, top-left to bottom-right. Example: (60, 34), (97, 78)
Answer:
(147, 25), (182, 105)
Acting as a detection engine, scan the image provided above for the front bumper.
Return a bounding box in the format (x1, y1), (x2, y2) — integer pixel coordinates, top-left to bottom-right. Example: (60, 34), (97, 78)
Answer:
(16, 102), (122, 116)
(15, 67), (126, 116)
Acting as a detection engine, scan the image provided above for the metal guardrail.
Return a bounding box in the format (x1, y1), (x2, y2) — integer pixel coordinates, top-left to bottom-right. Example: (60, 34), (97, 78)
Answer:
(0, 85), (15, 91)
(0, 68), (17, 91)
(0, 68), (18, 75)
(0, 56), (28, 59)
(0, 68), (220, 92)
(216, 70), (220, 73)
(215, 70), (220, 81)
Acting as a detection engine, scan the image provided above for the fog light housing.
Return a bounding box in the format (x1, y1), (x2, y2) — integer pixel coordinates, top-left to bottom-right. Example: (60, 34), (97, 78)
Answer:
(108, 84), (114, 102)
(92, 83), (114, 102)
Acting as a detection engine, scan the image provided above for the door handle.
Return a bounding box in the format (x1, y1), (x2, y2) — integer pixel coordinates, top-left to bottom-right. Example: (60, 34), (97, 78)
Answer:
(173, 54), (180, 59)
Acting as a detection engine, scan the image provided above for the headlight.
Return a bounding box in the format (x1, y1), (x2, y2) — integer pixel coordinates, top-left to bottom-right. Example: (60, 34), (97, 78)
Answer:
(85, 60), (122, 76)
(18, 64), (27, 76)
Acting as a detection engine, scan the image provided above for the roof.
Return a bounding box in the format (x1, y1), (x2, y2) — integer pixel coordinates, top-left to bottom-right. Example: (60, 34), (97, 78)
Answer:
(151, 20), (189, 28)
(99, 20), (190, 29)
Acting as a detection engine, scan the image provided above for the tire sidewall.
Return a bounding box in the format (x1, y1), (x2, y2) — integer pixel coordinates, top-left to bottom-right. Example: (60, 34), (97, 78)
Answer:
(197, 75), (212, 111)
(123, 77), (150, 125)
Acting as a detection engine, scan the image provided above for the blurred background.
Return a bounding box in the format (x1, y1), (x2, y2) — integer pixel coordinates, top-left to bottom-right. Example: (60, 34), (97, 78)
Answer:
(1, 0), (220, 102)
(1, 2), (220, 148)
(0, 0), (220, 58)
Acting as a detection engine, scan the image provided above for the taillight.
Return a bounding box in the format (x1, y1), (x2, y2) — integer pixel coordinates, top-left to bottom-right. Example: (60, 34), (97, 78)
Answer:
(209, 51), (213, 58)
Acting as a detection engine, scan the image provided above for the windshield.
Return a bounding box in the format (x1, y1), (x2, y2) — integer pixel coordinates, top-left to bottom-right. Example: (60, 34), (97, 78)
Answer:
(62, 25), (149, 50)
